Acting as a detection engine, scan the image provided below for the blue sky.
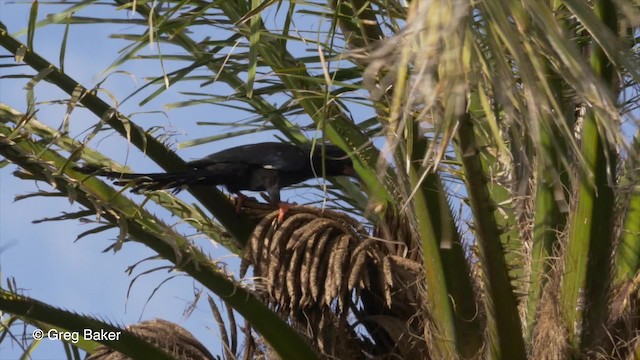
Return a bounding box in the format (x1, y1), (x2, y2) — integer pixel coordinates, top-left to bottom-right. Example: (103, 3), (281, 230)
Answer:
(0, 2), (276, 358)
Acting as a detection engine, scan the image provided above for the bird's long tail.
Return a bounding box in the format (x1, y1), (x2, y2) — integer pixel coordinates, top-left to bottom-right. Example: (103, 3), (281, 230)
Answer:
(74, 165), (211, 193)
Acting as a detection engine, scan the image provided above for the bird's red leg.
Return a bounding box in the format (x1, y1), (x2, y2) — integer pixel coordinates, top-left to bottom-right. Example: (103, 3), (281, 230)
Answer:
(235, 193), (248, 213)
(277, 202), (291, 222)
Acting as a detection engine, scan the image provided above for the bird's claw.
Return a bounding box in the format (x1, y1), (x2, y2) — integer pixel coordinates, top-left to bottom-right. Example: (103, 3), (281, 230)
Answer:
(233, 194), (260, 213)
(275, 201), (298, 223)
(234, 194), (246, 213)
(277, 205), (288, 223)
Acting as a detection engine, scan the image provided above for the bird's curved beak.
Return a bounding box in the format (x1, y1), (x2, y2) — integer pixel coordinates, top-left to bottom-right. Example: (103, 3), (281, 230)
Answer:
(343, 165), (360, 181)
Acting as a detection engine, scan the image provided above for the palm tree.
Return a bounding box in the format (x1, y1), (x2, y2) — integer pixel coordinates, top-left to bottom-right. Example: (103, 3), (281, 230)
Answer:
(1, 0), (639, 359)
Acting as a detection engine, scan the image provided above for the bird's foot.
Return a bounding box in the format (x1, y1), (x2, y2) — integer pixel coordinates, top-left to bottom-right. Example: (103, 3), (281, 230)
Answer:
(276, 201), (298, 223)
(277, 203), (289, 223)
(234, 193), (247, 213)
(233, 193), (260, 213)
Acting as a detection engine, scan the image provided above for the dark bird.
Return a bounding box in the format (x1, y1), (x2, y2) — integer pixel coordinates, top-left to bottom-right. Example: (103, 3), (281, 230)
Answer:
(74, 142), (356, 205)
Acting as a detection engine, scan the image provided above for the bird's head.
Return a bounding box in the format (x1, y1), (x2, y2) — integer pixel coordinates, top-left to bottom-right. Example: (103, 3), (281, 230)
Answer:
(308, 144), (357, 179)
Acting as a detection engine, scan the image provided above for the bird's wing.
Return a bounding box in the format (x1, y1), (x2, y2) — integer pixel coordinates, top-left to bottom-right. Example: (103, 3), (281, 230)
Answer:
(187, 142), (307, 171)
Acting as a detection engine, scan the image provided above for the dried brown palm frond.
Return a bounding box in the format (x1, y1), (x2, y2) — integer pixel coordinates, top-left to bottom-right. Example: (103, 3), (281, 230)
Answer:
(597, 272), (640, 359)
(530, 268), (570, 360)
(239, 204), (427, 358)
(87, 319), (215, 360)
